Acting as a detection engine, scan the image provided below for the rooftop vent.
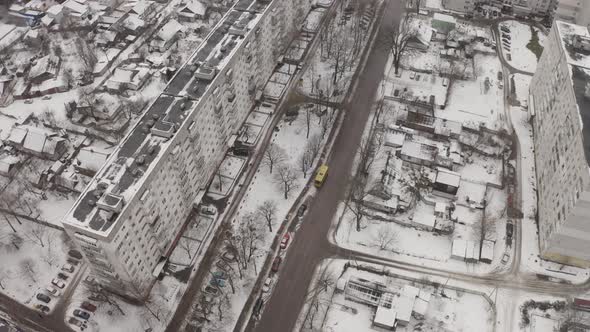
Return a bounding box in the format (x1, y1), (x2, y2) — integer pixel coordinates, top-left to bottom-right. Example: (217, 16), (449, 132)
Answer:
(573, 35), (590, 53)
(97, 193), (124, 213)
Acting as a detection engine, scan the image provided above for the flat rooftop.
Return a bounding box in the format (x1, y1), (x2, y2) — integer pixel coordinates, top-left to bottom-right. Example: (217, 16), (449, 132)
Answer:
(555, 21), (590, 164)
(63, 0), (273, 236)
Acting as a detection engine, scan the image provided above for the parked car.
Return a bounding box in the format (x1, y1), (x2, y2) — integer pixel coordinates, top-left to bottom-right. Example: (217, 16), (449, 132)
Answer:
(211, 271), (227, 280)
(34, 304), (50, 313)
(498, 81), (504, 89)
(221, 251), (236, 263)
(501, 253), (510, 264)
(280, 233), (291, 250)
(506, 222), (514, 238)
(45, 286), (61, 297)
(68, 317), (87, 328)
(409, 71), (416, 79)
(200, 205), (217, 216)
(36, 293), (51, 303)
(442, 78), (449, 87)
(271, 256), (282, 273)
(81, 301), (97, 313)
(24, 99), (33, 104)
(62, 264), (75, 273)
(216, 259), (232, 272)
(57, 272), (69, 281)
(68, 250), (83, 260)
(203, 285), (219, 296)
(67, 258), (80, 266)
(84, 276), (96, 285)
(73, 309), (90, 320)
(497, 71), (503, 81)
(253, 298), (264, 317)
(42, 95), (52, 100)
(209, 277), (225, 288)
(51, 279), (65, 289)
(297, 204), (308, 218)
(262, 277), (274, 293)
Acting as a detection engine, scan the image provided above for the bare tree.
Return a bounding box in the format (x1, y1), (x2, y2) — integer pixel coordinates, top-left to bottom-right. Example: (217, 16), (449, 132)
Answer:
(20, 259), (37, 284)
(256, 200), (277, 232)
(358, 131), (382, 175)
(263, 143), (287, 174)
(74, 36), (98, 74)
(25, 223), (46, 248)
(389, 14), (417, 75)
(301, 264), (335, 329)
(226, 213), (263, 273)
(216, 292), (232, 322)
(347, 171), (368, 232)
(307, 134), (323, 161)
(400, 167), (432, 208)
(274, 165), (298, 199)
(41, 235), (57, 267)
(179, 237), (195, 262)
(143, 292), (170, 323)
(372, 225), (398, 250)
(298, 148), (314, 178)
(85, 282), (126, 315)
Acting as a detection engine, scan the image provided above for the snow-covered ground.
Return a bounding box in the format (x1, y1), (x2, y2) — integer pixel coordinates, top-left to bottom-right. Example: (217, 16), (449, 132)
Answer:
(499, 21), (546, 73)
(297, 259), (495, 332)
(509, 77), (590, 283)
(0, 217), (70, 308)
(184, 103), (338, 331)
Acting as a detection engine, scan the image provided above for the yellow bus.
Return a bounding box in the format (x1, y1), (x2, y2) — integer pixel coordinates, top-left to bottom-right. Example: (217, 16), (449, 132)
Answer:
(314, 165), (328, 188)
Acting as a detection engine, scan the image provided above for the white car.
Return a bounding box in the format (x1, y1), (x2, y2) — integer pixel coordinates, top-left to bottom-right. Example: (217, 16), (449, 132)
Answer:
(262, 277), (274, 293)
(46, 286), (61, 296)
(501, 253), (510, 264)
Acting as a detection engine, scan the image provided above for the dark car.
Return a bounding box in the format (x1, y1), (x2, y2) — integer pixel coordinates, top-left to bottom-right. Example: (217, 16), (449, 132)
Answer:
(36, 293), (51, 303)
(68, 250), (83, 260)
(297, 204), (307, 218)
(271, 256), (282, 273)
(73, 309), (90, 320)
(81, 301), (97, 313)
(253, 298), (264, 317)
(34, 304), (50, 313)
(57, 272), (69, 281)
(506, 222), (514, 238)
(68, 317), (87, 328)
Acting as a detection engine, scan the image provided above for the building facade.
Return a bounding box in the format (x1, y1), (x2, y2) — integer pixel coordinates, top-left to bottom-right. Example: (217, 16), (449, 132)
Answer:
(529, 20), (590, 267)
(442, 0), (556, 16)
(62, 0), (311, 300)
(555, 0), (590, 27)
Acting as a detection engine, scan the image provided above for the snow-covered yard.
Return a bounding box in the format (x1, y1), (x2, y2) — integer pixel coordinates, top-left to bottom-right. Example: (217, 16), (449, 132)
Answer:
(0, 218), (70, 308)
(499, 21), (546, 73)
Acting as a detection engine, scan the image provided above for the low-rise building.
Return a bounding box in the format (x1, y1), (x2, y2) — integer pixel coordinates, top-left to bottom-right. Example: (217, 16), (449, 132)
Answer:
(7, 126), (67, 161)
(178, 0), (209, 21)
(28, 55), (60, 84)
(75, 147), (110, 176)
(149, 19), (185, 52)
(105, 66), (151, 92)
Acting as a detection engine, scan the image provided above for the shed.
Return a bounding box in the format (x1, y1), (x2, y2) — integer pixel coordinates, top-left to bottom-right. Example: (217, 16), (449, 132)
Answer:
(433, 168), (461, 196)
(411, 211), (436, 231)
(432, 13), (456, 34)
(75, 147), (110, 176)
(393, 295), (415, 326)
(373, 305), (397, 330)
(451, 239), (467, 260)
(434, 202), (446, 217)
(0, 155), (20, 177)
(480, 239), (494, 264)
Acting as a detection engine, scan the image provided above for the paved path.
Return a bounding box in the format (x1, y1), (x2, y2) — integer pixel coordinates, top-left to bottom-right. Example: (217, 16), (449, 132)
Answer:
(248, 1), (403, 331)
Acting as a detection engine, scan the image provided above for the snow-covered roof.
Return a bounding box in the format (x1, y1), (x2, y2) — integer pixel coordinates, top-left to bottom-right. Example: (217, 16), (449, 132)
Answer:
(47, 4), (63, 16)
(401, 140), (437, 162)
(374, 305), (396, 328)
(130, 1), (152, 15)
(555, 21), (590, 70)
(156, 19), (185, 42)
(76, 147), (110, 173)
(434, 202), (446, 213)
(412, 210), (436, 228)
(384, 127), (406, 147)
(451, 239), (467, 258)
(435, 168), (461, 188)
(392, 295), (415, 322)
(481, 239), (494, 260)
(29, 54), (60, 80)
(7, 127), (27, 145)
(123, 15), (145, 31)
(180, 0), (207, 16)
(63, 0), (88, 14)
(8, 126), (65, 155)
(433, 13), (456, 24)
(41, 15), (55, 26)
(0, 155), (19, 173)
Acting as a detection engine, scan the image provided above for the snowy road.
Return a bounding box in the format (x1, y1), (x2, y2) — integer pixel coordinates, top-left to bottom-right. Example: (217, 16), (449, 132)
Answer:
(248, 0), (404, 331)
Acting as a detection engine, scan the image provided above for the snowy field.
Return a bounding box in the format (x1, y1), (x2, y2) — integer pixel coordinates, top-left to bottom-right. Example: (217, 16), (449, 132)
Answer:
(499, 21), (546, 73)
(0, 218), (70, 308)
(437, 54), (506, 130)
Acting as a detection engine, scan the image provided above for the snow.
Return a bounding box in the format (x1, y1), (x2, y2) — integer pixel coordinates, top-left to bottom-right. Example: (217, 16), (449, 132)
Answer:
(304, 260), (495, 332)
(510, 75), (590, 283)
(0, 217), (69, 309)
(499, 21), (546, 73)
(303, 8), (326, 32)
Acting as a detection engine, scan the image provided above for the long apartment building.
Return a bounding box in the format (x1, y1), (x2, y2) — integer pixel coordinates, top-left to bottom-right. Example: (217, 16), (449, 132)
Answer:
(442, 0), (556, 16)
(62, 0), (311, 300)
(529, 20), (590, 267)
(554, 0), (590, 27)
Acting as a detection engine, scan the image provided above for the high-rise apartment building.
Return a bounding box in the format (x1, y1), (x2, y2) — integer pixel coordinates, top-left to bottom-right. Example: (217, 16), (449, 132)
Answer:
(529, 20), (590, 267)
(555, 0), (590, 27)
(442, 0), (555, 16)
(62, 0), (311, 299)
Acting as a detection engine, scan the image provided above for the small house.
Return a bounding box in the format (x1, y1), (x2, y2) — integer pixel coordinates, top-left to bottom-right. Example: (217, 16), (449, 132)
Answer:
(150, 19), (185, 52)
(28, 55), (61, 84)
(105, 66), (151, 92)
(0, 155), (20, 177)
(46, 4), (64, 22)
(433, 168), (460, 197)
(75, 147), (109, 176)
(7, 126), (67, 160)
(62, 0), (90, 20)
(431, 13), (456, 34)
(129, 1), (156, 20)
(400, 140), (437, 167)
(178, 0), (208, 21)
(480, 239), (494, 264)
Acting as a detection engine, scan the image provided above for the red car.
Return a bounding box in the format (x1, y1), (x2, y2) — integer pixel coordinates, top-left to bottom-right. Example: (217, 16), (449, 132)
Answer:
(280, 233), (290, 250)
(271, 256), (282, 273)
(81, 301), (97, 312)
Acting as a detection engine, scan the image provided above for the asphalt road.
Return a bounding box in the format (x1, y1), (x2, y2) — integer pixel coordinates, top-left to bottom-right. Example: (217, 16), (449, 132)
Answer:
(249, 1), (402, 331)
